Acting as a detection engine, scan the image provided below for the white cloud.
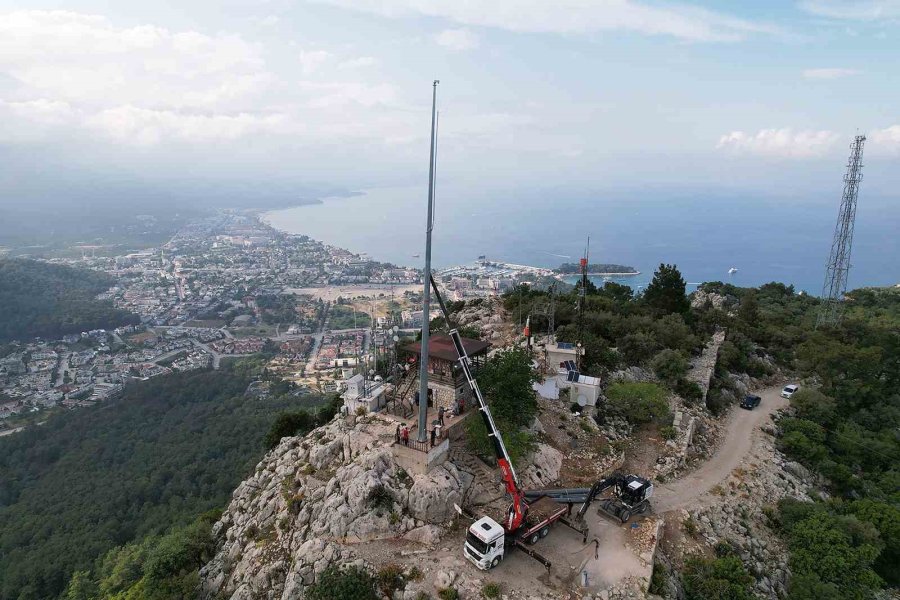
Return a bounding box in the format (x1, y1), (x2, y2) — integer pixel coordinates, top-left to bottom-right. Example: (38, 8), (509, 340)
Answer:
(0, 11), (413, 147)
(800, 1), (900, 20)
(803, 68), (860, 79)
(337, 56), (378, 69)
(870, 125), (900, 153)
(716, 128), (841, 158)
(434, 28), (479, 51)
(310, 0), (781, 42)
(298, 49), (332, 74)
(250, 15), (281, 27)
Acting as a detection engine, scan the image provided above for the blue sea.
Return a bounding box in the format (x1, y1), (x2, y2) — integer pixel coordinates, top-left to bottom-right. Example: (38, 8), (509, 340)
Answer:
(263, 185), (899, 295)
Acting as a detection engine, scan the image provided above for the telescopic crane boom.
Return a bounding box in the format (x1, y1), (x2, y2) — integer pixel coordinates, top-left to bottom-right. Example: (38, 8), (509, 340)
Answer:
(428, 274), (528, 532)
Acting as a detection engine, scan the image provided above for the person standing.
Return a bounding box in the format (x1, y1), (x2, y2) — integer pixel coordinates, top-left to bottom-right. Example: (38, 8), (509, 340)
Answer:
(401, 426), (410, 447)
(438, 405), (445, 426)
(395, 424), (401, 444)
(430, 427), (436, 448)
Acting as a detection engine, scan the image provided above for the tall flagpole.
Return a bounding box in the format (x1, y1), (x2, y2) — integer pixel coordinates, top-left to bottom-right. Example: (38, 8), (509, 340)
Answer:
(417, 80), (439, 442)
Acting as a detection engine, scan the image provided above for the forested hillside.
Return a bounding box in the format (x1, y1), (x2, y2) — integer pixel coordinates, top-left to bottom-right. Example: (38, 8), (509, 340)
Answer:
(0, 259), (139, 342)
(0, 368), (328, 600)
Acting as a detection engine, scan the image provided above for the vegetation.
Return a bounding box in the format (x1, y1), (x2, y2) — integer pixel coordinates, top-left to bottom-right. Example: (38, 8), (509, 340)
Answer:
(264, 395), (342, 449)
(605, 382), (670, 425)
(306, 565), (378, 600)
(0, 258), (139, 342)
(643, 263), (690, 316)
(60, 510), (220, 600)
(556, 262), (637, 274)
(0, 367), (327, 600)
(328, 304), (372, 330)
(694, 283), (899, 597)
(466, 347), (540, 466)
(681, 554), (753, 600)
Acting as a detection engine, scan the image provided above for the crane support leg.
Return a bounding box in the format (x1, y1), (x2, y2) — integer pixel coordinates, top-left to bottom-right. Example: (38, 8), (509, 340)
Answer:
(513, 540), (552, 571)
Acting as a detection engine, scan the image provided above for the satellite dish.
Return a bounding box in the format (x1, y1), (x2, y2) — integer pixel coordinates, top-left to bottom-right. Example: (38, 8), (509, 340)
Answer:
(577, 393), (588, 407)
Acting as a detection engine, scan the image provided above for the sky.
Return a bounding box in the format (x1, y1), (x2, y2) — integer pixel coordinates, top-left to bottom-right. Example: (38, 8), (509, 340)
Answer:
(0, 0), (899, 206)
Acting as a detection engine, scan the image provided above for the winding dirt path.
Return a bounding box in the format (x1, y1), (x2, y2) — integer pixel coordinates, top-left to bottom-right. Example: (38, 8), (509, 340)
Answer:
(652, 385), (788, 513)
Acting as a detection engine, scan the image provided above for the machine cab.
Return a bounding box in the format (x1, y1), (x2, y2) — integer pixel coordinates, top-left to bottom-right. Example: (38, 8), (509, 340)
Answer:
(620, 475), (653, 507)
(464, 517), (506, 570)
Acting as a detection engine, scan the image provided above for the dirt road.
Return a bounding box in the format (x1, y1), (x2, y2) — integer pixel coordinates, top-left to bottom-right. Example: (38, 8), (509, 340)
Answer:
(652, 385), (788, 513)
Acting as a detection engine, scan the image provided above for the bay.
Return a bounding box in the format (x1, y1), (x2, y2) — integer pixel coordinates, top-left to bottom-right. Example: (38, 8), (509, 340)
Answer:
(262, 185), (899, 295)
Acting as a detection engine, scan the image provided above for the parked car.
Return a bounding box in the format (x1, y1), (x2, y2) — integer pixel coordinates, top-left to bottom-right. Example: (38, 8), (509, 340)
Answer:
(741, 394), (761, 410)
(781, 384), (799, 399)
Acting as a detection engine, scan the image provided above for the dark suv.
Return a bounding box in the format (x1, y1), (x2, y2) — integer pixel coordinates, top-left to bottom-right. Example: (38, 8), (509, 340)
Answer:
(740, 394), (761, 410)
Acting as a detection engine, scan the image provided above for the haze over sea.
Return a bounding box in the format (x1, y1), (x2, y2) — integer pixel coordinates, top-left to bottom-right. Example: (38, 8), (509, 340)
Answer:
(264, 186), (899, 295)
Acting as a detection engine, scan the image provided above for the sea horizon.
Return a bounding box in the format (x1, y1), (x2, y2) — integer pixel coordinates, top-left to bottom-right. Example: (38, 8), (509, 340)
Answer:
(262, 185), (900, 296)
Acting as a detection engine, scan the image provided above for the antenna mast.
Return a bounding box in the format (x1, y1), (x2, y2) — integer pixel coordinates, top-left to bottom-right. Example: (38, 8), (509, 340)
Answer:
(817, 134), (865, 328)
(577, 237), (589, 370)
(416, 80), (439, 442)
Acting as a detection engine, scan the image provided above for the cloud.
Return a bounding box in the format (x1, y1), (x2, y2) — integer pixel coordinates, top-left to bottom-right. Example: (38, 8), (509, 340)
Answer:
(803, 68), (860, 79)
(870, 125), (900, 153)
(310, 0), (781, 42)
(434, 28), (479, 51)
(298, 49), (332, 74)
(337, 56), (378, 69)
(0, 11), (268, 110)
(716, 128), (841, 158)
(800, 1), (900, 20)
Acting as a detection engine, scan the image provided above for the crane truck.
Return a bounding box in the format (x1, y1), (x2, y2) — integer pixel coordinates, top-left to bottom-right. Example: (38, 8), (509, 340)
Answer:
(426, 275), (652, 571)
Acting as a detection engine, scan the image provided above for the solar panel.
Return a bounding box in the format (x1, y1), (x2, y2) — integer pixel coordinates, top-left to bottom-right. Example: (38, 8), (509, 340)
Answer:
(557, 342), (575, 350)
(567, 370), (580, 382)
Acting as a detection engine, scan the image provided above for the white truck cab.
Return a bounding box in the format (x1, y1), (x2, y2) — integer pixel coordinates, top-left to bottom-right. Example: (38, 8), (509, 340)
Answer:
(464, 517), (506, 570)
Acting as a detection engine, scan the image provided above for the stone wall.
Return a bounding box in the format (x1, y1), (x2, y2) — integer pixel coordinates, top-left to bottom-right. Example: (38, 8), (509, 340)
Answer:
(391, 437), (449, 475)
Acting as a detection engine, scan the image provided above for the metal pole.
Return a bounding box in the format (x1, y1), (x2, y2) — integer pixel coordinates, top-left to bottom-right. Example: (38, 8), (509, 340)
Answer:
(417, 79), (439, 442)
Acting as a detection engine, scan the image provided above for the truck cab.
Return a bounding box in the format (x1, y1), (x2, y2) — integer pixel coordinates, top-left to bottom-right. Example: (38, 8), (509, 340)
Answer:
(464, 517), (506, 570)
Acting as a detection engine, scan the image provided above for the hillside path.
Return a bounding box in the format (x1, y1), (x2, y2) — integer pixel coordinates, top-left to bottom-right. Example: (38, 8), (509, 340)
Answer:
(653, 385), (788, 513)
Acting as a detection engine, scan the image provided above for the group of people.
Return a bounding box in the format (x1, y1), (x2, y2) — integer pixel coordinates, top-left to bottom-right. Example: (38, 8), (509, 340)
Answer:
(395, 404), (447, 449)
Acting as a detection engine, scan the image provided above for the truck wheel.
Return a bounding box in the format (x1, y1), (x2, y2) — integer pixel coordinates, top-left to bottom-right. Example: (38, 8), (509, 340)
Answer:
(638, 502), (649, 514)
(620, 510), (632, 523)
(529, 532), (540, 545)
(540, 526), (550, 538)
(491, 556), (501, 569)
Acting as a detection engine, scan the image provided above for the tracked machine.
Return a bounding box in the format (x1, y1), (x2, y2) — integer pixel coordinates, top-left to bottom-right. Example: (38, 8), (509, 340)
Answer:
(428, 275), (652, 571)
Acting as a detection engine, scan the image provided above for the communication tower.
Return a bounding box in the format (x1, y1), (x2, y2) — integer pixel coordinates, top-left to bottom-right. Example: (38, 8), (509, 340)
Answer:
(817, 134), (866, 328)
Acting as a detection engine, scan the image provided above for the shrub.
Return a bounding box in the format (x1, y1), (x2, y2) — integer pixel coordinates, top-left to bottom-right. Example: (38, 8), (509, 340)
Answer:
(659, 425), (677, 440)
(674, 378), (703, 402)
(306, 565), (378, 600)
(376, 563), (406, 597)
(605, 382), (671, 425)
(648, 562), (668, 596)
(438, 588), (459, 600)
(682, 555), (753, 600)
(651, 349), (689, 383)
(482, 581), (502, 598)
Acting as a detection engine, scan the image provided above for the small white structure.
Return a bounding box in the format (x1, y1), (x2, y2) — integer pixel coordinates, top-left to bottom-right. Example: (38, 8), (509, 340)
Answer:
(342, 373), (387, 413)
(545, 342), (582, 374)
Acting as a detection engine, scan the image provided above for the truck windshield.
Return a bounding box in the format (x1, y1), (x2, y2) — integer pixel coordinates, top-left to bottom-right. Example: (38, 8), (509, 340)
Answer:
(465, 530), (490, 555)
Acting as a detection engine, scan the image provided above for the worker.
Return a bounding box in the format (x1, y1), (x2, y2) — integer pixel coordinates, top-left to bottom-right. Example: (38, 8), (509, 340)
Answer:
(401, 426), (410, 446)
(430, 427), (436, 448)
(394, 424), (401, 444)
(438, 405), (445, 426)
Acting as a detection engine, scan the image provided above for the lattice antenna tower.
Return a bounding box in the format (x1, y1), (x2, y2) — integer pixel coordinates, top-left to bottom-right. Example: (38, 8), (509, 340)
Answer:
(817, 134), (866, 328)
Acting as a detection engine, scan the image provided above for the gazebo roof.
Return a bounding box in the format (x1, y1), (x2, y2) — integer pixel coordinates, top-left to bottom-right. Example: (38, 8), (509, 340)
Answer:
(407, 334), (490, 362)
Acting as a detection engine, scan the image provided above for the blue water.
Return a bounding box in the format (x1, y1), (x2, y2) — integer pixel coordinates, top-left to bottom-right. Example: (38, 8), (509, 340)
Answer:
(263, 185), (899, 295)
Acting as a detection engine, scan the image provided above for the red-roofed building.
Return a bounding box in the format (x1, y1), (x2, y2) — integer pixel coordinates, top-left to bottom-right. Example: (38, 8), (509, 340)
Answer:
(406, 334), (490, 412)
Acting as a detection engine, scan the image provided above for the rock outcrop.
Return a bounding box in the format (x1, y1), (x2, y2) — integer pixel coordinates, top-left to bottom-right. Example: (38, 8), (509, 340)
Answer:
(200, 414), (562, 600)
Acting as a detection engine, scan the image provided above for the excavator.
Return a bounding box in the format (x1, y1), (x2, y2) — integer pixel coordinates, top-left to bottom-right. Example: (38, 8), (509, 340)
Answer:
(426, 275), (653, 571)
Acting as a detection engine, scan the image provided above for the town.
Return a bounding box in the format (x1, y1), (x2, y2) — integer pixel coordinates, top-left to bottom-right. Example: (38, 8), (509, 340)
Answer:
(0, 213), (560, 433)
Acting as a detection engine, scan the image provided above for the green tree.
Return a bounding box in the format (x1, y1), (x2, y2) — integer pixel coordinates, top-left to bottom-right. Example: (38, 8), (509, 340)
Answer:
(465, 348), (540, 465)
(785, 511), (883, 599)
(737, 290), (760, 327)
(650, 349), (689, 384)
(306, 565), (378, 600)
(643, 263), (690, 316)
(605, 382), (670, 425)
(682, 555), (753, 600)
(617, 331), (661, 365)
(62, 571), (98, 600)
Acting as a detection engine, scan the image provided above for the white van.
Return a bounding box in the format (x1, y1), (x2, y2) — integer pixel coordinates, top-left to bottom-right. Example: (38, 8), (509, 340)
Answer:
(781, 384), (799, 399)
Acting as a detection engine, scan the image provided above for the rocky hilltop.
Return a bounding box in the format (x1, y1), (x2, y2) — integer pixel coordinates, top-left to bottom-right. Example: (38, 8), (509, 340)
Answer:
(200, 412), (562, 600)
